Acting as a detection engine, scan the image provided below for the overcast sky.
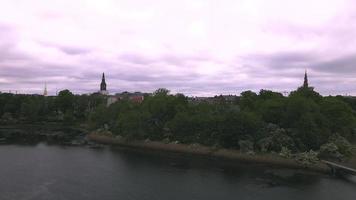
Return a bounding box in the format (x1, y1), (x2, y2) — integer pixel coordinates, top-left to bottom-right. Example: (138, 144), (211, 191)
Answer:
(0, 0), (356, 96)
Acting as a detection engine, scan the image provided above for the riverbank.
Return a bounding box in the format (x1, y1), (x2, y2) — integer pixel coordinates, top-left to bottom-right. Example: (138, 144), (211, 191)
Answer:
(87, 133), (330, 174)
(0, 123), (88, 144)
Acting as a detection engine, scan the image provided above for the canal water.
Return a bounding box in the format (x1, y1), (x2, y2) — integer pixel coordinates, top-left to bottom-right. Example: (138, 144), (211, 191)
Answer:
(0, 143), (355, 200)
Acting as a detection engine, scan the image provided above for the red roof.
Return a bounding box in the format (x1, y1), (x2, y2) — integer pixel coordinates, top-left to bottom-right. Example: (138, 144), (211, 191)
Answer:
(130, 95), (144, 103)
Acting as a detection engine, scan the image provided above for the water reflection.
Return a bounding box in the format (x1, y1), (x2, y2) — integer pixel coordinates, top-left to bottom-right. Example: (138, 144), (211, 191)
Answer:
(0, 143), (354, 200)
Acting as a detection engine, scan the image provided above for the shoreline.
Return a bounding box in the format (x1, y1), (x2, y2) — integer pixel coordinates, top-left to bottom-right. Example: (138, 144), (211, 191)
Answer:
(87, 133), (331, 174)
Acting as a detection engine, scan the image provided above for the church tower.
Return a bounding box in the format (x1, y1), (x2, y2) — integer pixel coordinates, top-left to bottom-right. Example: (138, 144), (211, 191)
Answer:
(303, 69), (308, 88)
(100, 73), (108, 95)
(43, 83), (48, 96)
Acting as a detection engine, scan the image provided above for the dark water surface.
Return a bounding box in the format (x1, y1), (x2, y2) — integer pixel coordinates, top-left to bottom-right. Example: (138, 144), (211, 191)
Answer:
(0, 143), (355, 200)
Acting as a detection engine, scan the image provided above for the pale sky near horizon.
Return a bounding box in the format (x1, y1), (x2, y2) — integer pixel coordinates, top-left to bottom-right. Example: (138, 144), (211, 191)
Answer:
(0, 0), (356, 96)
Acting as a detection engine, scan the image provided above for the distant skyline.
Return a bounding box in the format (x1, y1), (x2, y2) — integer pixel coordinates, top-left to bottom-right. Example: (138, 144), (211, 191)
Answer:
(1, 0), (356, 96)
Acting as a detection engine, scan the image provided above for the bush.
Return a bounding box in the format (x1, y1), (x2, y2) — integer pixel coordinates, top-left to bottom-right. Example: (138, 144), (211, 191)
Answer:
(258, 126), (295, 152)
(95, 128), (113, 137)
(295, 150), (319, 166)
(328, 133), (353, 157)
(0, 112), (17, 124)
(238, 140), (254, 153)
(279, 147), (292, 158)
(162, 138), (170, 144)
(319, 142), (342, 161)
(63, 110), (75, 125)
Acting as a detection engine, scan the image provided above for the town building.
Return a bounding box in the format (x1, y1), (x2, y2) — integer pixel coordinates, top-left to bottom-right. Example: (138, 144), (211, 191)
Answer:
(97, 73), (146, 106)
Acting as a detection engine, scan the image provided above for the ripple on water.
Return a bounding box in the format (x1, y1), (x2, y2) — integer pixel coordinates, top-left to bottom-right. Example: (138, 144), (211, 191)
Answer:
(0, 144), (355, 200)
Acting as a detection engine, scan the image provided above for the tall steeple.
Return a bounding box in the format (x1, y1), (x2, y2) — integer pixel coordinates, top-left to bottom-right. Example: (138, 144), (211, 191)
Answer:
(99, 72), (108, 95)
(100, 73), (107, 91)
(303, 69), (308, 88)
(43, 83), (48, 96)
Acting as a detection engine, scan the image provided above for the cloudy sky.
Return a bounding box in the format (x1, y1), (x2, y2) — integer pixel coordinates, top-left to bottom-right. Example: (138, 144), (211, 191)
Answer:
(0, 0), (356, 96)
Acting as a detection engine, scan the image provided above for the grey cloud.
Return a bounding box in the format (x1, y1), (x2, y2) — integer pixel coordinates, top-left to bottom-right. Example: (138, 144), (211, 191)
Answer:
(0, 45), (31, 62)
(38, 41), (92, 55)
(7, 60), (73, 74)
(59, 46), (92, 55)
(238, 49), (356, 96)
(312, 54), (356, 74)
(0, 23), (22, 60)
(263, 22), (323, 40)
(251, 51), (356, 75)
(118, 53), (156, 65)
(160, 54), (212, 66)
(244, 51), (316, 70)
(118, 52), (213, 67)
(112, 73), (199, 82)
(2, 43), (356, 96)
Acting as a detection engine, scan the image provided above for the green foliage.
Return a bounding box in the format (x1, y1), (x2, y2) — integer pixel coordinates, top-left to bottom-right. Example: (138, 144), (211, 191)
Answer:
(284, 95), (330, 150)
(240, 91), (258, 110)
(258, 98), (286, 125)
(56, 90), (75, 113)
(20, 98), (41, 122)
(0, 89), (105, 125)
(319, 142), (342, 160)
(1, 86), (356, 156)
(238, 140), (254, 153)
(295, 150), (319, 166)
(328, 133), (353, 156)
(116, 109), (150, 139)
(279, 147), (292, 158)
(289, 86), (322, 102)
(258, 125), (295, 152)
(89, 104), (108, 128)
(320, 97), (356, 138)
(153, 88), (170, 96)
(63, 110), (75, 125)
(0, 112), (16, 124)
(258, 90), (283, 100)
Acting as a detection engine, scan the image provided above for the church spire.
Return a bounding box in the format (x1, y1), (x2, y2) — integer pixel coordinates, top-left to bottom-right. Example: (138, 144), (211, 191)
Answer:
(43, 82), (48, 96)
(100, 72), (108, 95)
(303, 69), (308, 88)
(100, 72), (106, 91)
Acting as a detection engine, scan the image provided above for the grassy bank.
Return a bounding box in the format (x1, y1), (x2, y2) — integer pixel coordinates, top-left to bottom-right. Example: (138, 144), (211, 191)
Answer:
(88, 133), (330, 174)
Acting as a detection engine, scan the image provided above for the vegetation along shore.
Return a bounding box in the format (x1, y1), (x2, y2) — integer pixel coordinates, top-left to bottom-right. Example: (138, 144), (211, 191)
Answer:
(88, 132), (330, 174)
(1, 76), (356, 173)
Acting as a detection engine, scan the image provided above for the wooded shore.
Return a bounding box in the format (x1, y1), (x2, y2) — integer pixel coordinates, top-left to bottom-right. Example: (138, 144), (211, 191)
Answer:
(88, 133), (331, 174)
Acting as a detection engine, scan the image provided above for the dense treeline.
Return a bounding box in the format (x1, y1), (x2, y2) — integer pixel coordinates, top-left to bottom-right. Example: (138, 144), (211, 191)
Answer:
(0, 90), (104, 124)
(90, 87), (356, 158)
(1, 86), (355, 158)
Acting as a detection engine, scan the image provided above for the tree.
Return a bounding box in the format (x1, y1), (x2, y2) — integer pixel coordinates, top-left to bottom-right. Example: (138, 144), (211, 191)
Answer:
(63, 110), (75, 125)
(257, 125), (295, 152)
(20, 98), (40, 122)
(240, 91), (258, 111)
(258, 98), (286, 125)
(219, 110), (262, 148)
(258, 90), (283, 100)
(153, 88), (170, 96)
(142, 90), (177, 139)
(320, 97), (356, 138)
(289, 87), (322, 102)
(116, 109), (150, 139)
(56, 89), (75, 113)
(89, 104), (108, 129)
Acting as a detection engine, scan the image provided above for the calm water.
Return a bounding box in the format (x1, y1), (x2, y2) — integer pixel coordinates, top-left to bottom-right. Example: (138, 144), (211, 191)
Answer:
(0, 144), (355, 200)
